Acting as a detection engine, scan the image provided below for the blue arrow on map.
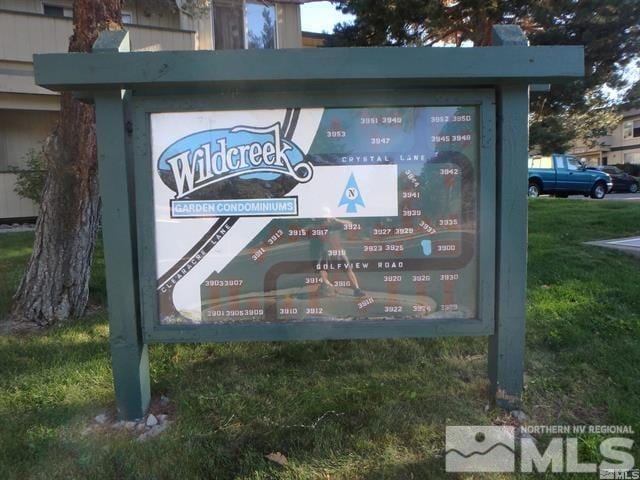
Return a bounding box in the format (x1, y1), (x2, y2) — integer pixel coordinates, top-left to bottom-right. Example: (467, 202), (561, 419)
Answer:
(339, 172), (365, 213)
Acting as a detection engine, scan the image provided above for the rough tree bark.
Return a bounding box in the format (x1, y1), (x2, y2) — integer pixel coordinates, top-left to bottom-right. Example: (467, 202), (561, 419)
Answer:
(12, 0), (122, 326)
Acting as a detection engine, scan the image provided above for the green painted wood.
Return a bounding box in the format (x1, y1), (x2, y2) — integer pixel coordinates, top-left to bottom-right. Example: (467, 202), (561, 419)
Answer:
(33, 45), (584, 92)
(130, 89), (497, 343)
(93, 30), (129, 53)
(93, 31), (150, 420)
(491, 25), (550, 93)
(146, 319), (492, 344)
(488, 25), (528, 410)
(488, 84), (528, 410)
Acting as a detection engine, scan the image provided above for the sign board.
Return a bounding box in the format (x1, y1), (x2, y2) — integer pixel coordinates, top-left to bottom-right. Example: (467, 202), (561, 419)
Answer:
(33, 26), (583, 418)
(143, 101), (493, 334)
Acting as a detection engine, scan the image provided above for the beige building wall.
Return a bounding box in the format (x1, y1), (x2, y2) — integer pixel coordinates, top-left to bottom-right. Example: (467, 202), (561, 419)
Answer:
(0, 0), (302, 219)
(0, 93), (58, 111)
(605, 109), (640, 165)
(0, 9), (195, 65)
(0, 0), (47, 13)
(0, 173), (38, 218)
(0, 109), (57, 170)
(0, 3), (195, 219)
(570, 108), (640, 166)
(0, 0), (180, 28)
(0, 109), (57, 218)
(178, 6), (213, 51)
(123, 1), (181, 30)
(302, 32), (330, 48)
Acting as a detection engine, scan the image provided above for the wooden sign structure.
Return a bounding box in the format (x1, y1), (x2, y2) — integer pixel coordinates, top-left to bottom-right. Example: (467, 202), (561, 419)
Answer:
(33, 25), (583, 420)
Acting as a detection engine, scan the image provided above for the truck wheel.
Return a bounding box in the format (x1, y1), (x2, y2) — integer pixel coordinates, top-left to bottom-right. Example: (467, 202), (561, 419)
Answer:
(590, 182), (607, 199)
(528, 182), (541, 198)
(630, 183), (638, 193)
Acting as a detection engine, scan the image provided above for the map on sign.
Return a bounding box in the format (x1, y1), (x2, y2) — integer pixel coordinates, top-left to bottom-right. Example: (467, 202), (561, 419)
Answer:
(150, 106), (478, 324)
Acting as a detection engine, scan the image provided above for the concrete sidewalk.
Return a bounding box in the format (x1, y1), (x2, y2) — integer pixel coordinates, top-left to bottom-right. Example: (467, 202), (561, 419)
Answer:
(0, 224), (34, 234)
(567, 192), (640, 201)
(585, 236), (640, 258)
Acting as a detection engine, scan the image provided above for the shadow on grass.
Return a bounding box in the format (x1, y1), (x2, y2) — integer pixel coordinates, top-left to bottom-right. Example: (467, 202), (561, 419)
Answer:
(359, 458), (462, 480)
(0, 314), (495, 478)
(137, 337), (492, 478)
(0, 316), (109, 380)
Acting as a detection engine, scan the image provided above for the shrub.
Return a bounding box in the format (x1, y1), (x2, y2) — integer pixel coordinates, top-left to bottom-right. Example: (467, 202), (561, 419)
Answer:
(9, 149), (46, 204)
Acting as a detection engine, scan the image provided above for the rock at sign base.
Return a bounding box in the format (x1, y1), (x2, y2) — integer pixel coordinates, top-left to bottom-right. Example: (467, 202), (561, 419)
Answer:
(510, 409), (529, 423)
(146, 413), (158, 427)
(137, 423), (167, 442)
(94, 413), (108, 425)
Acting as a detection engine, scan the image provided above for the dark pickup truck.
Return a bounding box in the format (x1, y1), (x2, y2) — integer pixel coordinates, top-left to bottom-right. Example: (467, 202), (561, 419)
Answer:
(528, 154), (613, 199)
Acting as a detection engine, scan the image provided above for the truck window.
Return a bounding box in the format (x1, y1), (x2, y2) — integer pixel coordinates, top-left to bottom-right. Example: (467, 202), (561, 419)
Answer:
(554, 156), (565, 169)
(566, 157), (581, 171)
(528, 156), (553, 169)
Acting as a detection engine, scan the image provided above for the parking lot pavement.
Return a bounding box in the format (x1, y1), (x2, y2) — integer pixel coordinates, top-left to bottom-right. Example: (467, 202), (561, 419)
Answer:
(0, 223), (35, 234)
(567, 192), (640, 201)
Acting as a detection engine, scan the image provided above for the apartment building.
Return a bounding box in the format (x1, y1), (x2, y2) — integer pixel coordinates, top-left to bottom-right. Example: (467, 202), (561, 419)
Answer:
(0, 0), (304, 220)
(570, 106), (640, 167)
(301, 30), (330, 47)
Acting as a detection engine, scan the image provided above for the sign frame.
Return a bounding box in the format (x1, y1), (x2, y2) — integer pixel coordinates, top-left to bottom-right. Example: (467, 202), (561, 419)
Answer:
(132, 90), (496, 344)
(32, 25), (584, 418)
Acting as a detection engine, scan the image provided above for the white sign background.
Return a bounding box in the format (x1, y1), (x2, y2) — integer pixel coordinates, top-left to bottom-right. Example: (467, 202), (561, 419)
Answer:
(150, 109), (398, 321)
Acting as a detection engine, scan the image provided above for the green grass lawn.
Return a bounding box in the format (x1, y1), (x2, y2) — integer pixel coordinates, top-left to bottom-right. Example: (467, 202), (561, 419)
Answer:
(1, 199), (639, 479)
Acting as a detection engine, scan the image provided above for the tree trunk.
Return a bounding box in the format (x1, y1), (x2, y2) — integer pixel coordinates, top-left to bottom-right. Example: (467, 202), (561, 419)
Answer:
(12, 0), (122, 326)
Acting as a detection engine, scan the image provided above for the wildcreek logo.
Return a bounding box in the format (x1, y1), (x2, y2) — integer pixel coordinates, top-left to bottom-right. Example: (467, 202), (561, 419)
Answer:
(157, 123), (313, 199)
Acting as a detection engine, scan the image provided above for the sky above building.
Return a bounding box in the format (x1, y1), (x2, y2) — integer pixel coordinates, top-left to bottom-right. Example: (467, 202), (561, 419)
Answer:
(300, 1), (355, 33)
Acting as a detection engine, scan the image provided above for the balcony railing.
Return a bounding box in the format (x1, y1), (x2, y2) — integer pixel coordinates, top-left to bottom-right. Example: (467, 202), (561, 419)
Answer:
(0, 9), (196, 63)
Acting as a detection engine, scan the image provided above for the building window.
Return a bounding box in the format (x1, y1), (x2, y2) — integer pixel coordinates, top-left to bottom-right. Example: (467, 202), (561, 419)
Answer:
(122, 12), (133, 24)
(213, 1), (245, 50)
(213, 0), (277, 50)
(43, 4), (72, 18)
(623, 119), (640, 139)
(246, 1), (276, 49)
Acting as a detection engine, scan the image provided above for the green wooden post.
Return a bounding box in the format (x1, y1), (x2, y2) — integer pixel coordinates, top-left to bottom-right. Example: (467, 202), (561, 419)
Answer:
(93, 31), (150, 420)
(488, 25), (529, 409)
